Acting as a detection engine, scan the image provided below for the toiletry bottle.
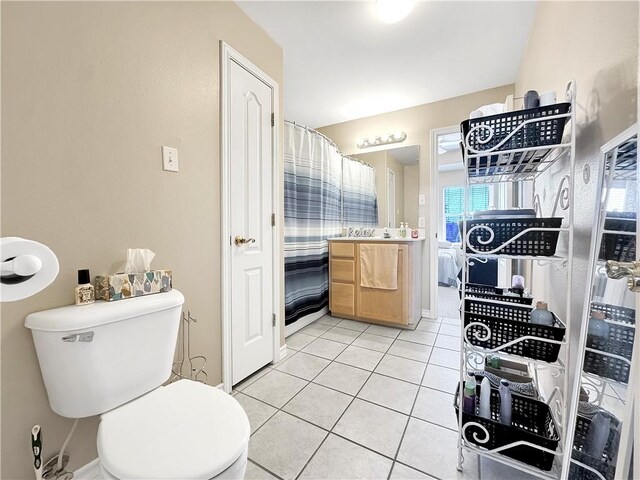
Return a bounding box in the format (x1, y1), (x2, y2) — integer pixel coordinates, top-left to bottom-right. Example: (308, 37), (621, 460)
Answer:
(411, 227), (418, 239)
(400, 223), (407, 238)
(479, 376), (491, 419)
(530, 301), (554, 326)
(588, 310), (610, 338)
(463, 372), (477, 414)
(585, 411), (611, 459)
(75, 269), (95, 305)
(499, 379), (512, 425)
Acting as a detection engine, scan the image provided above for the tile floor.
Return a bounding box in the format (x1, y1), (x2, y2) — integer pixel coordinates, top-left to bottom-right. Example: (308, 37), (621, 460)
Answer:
(234, 315), (538, 480)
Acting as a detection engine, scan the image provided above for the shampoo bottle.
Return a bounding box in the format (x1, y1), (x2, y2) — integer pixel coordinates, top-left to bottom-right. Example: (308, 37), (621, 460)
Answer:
(479, 376), (491, 419)
(530, 301), (554, 326)
(75, 269), (95, 306)
(499, 379), (512, 425)
(463, 372), (477, 414)
(587, 310), (610, 338)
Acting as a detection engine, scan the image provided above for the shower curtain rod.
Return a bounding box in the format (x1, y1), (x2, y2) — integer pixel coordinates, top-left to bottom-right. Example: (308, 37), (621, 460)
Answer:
(284, 119), (374, 170)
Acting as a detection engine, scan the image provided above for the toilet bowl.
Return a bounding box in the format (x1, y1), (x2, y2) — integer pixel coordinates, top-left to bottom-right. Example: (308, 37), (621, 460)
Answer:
(97, 380), (250, 480)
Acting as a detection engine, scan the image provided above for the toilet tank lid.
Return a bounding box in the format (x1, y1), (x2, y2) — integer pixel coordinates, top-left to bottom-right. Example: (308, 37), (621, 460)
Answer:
(25, 290), (184, 332)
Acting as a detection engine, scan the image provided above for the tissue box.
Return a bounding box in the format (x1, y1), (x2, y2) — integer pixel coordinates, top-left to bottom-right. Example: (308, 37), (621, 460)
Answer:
(95, 270), (172, 301)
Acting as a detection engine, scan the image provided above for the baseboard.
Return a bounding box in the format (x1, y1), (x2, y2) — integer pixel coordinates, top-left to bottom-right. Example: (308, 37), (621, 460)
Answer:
(279, 344), (288, 360)
(215, 382), (224, 390)
(74, 458), (100, 480)
(421, 309), (435, 319)
(284, 307), (329, 337)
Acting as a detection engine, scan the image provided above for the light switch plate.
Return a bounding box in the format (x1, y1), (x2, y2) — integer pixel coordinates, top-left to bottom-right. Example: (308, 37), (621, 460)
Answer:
(418, 216), (425, 228)
(418, 194), (426, 205)
(162, 146), (179, 172)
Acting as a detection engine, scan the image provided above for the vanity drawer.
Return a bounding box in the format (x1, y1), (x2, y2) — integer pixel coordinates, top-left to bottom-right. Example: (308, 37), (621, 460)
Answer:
(331, 259), (355, 283)
(330, 282), (355, 316)
(331, 242), (355, 258)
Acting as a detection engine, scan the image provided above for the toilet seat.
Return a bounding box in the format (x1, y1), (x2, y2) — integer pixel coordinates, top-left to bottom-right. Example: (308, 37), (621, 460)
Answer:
(97, 379), (250, 480)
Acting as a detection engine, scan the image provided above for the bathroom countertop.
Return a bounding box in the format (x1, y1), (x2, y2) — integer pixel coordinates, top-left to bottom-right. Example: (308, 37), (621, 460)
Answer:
(328, 237), (425, 242)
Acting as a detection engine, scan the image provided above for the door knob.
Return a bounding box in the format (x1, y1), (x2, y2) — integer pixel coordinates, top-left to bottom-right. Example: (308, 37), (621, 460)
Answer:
(605, 260), (640, 292)
(235, 235), (256, 247)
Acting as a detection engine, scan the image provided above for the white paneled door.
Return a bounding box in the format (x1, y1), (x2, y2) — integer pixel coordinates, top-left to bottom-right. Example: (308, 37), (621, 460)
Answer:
(229, 59), (274, 385)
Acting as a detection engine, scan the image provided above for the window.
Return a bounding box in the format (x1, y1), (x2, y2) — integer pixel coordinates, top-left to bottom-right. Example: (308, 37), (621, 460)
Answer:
(443, 185), (492, 242)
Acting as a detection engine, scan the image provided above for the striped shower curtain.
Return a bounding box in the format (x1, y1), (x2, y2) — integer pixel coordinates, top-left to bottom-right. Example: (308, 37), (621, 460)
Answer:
(284, 123), (342, 326)
(342, 158), (378, 227)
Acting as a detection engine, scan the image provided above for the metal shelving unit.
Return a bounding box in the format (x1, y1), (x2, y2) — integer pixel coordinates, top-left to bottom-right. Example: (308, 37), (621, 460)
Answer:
(455, 81), (577, 479)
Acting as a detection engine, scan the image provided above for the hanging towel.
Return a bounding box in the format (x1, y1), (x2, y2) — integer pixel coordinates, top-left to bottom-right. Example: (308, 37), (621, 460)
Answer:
(359, 244), (398, 290)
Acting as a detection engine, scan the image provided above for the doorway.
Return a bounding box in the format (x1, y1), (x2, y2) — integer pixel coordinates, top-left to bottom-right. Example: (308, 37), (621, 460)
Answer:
(387, 168), (396, 228)
(221, 42), (281, 392)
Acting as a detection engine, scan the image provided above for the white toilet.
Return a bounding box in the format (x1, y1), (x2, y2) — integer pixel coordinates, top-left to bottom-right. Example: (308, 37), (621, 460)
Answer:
(25, 290), (250, 479)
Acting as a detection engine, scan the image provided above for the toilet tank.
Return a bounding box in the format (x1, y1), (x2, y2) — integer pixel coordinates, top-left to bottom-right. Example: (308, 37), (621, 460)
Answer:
(25, 290), (184, 418)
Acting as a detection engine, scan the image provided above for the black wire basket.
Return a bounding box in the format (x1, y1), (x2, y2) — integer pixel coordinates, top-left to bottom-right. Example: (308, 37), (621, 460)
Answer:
(460, 283), (533, 305)
(599, 215), (636, 262)
(463, 299), (566, 362)
(460, 217), (563, 256)
(454, 381), (560, 471)
(568, 415), (621, 480)
(461, 103), (571, 177)
(583, 302), (635, 383)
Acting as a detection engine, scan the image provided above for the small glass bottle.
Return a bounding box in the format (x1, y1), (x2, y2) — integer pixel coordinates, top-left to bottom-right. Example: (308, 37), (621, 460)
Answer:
(588, 310), (610, 338)
(530, 301), (554, 326)
(75, 269), (95, 305)
(463, 372), (477, 414)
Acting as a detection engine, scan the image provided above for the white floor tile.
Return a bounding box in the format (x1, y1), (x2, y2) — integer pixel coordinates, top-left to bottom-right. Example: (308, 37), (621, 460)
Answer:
(434, 334), (461, 351)
(300, 322), (333, 337)
(316, 315), (342, 326)
(397, 418), (479, 479)
(374, 354), (426, 384)
(233, 392), (277, 433)
(397, 329), (437, 346)
(428, 347), (460, 369)
(321, 326), (361, 344)
(412, 387), (458, 431)
(234, 366), (272, 392)
(301, 337), (348, 360)
(439, 323), (462, 337)
(335, 345), (385, 371)
(313, 362), (371, 395)
(299, 434), (393, 480)
(283, 382), (352, 430)
(416, 320), (440, 333)
(336, 319), (369, 332)
(357, 373), (419, 414)
(421, 364), (460, 394)
(243, 370), (308, 408)
(352, 332), (395, 352)
(334, 398), (409, 458)
(442, 316), (462, 326)
(245, 460), (279, 480)
(479, 457), (540, 480)
(366, 324), (402, 338)
(286, 332), (317, 351)
(390, 462), (436, 479)
(275, 352), (330, 380)
(248, 411), (327, 480)
(387, 339), (432, 363)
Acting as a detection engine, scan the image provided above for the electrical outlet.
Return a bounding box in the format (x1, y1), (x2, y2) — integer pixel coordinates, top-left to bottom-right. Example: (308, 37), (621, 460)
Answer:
(162, 146), (179, 172)
(418, 194), (426, 205)
(418, 216), (425, 228)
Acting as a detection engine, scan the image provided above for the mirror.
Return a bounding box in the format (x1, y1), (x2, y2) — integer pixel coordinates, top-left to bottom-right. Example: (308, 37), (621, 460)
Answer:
(566, 128), (637, 480)
(355, 145), (420, 228)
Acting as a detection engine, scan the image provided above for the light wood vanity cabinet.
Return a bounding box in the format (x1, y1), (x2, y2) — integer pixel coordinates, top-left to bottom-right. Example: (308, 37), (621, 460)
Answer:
(329, 239), (422, 327)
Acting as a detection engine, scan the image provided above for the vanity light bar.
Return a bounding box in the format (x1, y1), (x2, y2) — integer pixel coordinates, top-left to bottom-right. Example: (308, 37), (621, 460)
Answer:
(357, 131), (407, 149)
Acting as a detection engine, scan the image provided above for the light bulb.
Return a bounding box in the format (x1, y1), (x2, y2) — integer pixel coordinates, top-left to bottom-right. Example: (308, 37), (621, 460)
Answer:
(376, 0), (415, 24)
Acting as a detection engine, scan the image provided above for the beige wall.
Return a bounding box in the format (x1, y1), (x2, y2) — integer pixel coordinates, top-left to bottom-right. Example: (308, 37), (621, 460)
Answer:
(515, 1), (638, 384)
(404, 164), (420, 227)
(318, 84), (514, 311)
(1, 2), (283, 478)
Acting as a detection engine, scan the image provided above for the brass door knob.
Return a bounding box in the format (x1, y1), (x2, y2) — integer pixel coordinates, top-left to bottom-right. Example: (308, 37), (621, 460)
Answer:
(235, 235), (256, 246)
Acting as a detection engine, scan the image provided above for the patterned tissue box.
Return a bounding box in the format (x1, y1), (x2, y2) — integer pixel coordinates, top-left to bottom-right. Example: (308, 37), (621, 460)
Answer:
(95, 270), (172, 301)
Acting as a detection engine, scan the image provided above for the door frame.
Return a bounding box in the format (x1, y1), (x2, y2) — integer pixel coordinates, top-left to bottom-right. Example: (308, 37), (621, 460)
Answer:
(429, 125), (459, 318)
(220, 42), (281, 393)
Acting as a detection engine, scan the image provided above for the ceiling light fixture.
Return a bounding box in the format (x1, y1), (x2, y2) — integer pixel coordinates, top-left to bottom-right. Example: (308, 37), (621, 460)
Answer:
(357, 131), (407, 149)
(375, 0), (415, 24)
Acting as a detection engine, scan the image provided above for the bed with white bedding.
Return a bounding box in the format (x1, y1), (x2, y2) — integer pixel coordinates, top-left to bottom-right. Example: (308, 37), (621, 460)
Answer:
(438, 242), (462, 287)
